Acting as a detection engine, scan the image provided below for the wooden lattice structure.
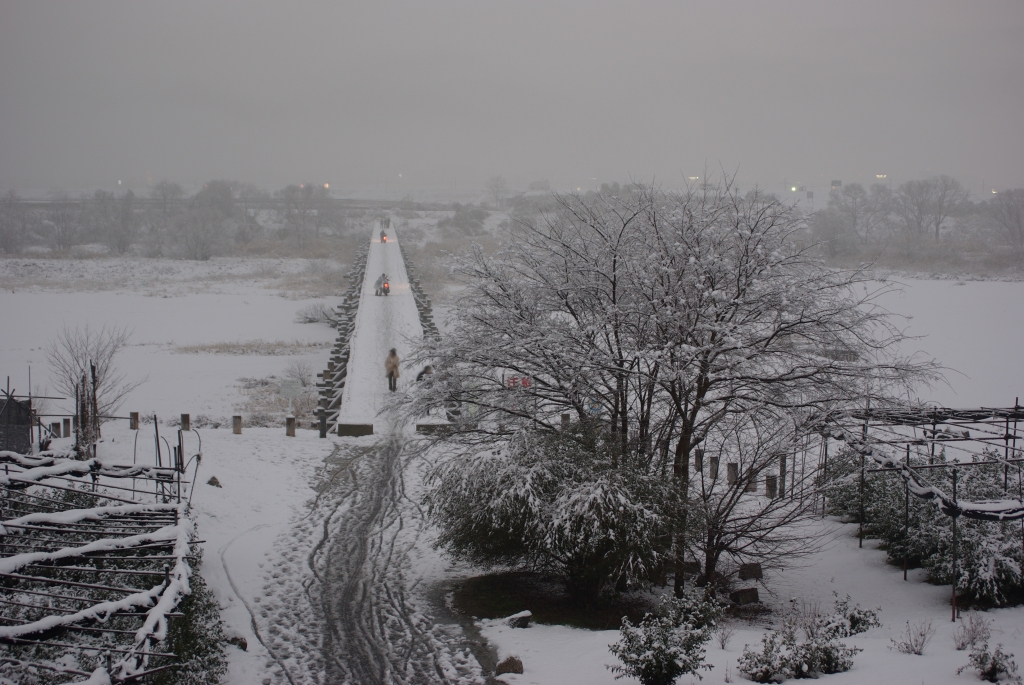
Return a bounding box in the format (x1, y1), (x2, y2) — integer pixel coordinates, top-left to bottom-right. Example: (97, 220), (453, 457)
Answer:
(1, 448), (198, 682)
(836, 402), (1024, 620)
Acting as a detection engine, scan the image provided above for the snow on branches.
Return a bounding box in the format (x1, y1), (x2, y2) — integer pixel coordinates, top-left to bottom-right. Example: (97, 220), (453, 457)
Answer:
(406, 178), (935, 598)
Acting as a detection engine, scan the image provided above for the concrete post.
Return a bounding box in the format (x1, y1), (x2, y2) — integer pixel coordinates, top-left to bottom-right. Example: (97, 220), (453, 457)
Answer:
(181, 414), (190, 432)
(286, 415), (296, 437)
(233, 415), (242, 434)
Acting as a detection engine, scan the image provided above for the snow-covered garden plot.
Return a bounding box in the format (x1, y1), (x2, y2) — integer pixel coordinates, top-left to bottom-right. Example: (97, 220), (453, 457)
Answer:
(0, 450), (197, 683)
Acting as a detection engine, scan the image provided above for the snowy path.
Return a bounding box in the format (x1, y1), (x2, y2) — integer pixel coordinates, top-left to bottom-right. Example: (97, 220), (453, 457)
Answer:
(338, 228), (422, 424)
(293, 223), (481, 684)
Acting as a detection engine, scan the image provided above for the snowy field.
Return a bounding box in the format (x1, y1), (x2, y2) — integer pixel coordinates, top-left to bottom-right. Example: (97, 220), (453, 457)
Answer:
(2, 251), (1023, 684)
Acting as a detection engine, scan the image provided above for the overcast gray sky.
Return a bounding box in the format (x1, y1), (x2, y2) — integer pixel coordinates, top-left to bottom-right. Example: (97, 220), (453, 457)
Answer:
(1, 1), (1022, 196)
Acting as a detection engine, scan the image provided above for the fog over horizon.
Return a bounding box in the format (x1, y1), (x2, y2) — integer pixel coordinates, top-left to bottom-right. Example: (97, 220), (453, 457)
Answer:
(2, 1), (1022, 198)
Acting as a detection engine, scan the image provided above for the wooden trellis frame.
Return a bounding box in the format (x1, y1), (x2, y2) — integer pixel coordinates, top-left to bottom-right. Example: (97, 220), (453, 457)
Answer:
(835, 401), (1024, 622)
(1, 436), (201, 682)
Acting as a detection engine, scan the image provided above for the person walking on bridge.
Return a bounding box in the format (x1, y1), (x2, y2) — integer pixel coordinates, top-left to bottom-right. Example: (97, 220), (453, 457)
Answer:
(385, 348), (400, 392)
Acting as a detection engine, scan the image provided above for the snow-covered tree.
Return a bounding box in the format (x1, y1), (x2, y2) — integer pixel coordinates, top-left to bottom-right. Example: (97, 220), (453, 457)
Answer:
(407, 176), (935, 599)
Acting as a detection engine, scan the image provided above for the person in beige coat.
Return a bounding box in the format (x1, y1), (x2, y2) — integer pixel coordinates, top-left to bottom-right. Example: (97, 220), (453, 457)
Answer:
(385, 348), (400, 391)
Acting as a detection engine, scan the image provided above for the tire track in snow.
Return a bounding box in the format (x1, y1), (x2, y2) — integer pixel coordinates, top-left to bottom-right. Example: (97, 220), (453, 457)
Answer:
(314, 426), (480, 684)
(312, 225), (481, 684)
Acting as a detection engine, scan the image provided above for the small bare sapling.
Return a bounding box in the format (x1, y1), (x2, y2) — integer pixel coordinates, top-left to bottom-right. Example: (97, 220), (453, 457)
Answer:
(890, 619), (935, 655)
(717, 624), (737, 650)
(954, 612), (993, 651)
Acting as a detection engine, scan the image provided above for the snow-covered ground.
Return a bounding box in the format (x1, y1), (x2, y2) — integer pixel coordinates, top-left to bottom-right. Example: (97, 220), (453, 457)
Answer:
(3, 246), (1024, 685)
(876, 278), (1024, 407)
(479, 524), (1024, 685)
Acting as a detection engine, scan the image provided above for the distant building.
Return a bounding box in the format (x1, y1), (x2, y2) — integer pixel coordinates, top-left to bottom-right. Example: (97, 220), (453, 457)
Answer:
(527, 180), (551, 191)
(831, 180), (842, 191)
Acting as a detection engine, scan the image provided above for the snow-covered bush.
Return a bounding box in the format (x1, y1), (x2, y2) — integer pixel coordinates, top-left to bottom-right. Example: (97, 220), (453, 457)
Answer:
(609, 592), (720, 685)
(738, 626), (798, 683)
(738, 595), (870, 682)
(826, 593), (881, 638)
(958, 643), (1022, 683)
(738, 626), (862, 682)
(790, 633), (861, 679)
(827, 448), (1023, 607)
(427, 423), (670, 603)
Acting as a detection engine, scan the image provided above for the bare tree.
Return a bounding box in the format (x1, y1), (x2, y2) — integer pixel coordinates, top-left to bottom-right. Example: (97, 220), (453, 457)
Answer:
(45, 324), (147, 424)
(685, 411), (822, 587)
(989, 188), (1024, 255)
(863, 183), (895, 244)
(277, 183), (318, 249)
(814, 183), (897, 258)
(893, 176), (969, 249)
(311, 186), (341, 239)
(0, 190), (33, 254)
(193, 180), (236, 219)
(828, 183), (871, 245)
(486, 175), (509, 207)
(405, 178), (936, 599)
(151, 180), (184, 217)
(90, 190), (118, 244)
(97, 190), (139, 254)
(810, 208), (849, 258)
(235, 183), (269, 244)
(178, 181), (234, 259)
(139, 206), (169, 257)
(46, 193), (83, 251)
(929, 175), (971, 243)
(178, 206), (223, 260)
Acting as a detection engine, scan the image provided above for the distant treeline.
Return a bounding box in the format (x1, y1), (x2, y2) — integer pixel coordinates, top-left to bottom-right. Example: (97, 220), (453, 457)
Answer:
(3, 176), (1022, 274)
(0, 180), (448, 260)
(807, 176), (1024, 273)
(515, 177), (1024, 274)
